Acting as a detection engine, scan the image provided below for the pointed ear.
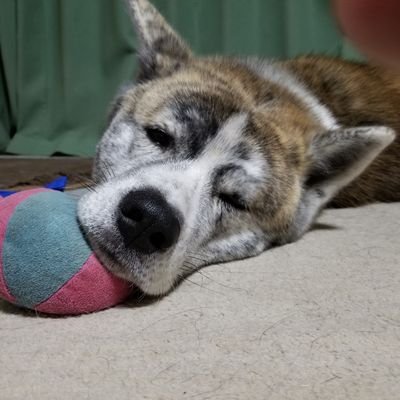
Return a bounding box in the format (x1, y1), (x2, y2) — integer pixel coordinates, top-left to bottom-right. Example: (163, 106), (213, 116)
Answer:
(126, 0), (192, 81)
(305, 126), (395, 199)
(287, 126), (395, 242)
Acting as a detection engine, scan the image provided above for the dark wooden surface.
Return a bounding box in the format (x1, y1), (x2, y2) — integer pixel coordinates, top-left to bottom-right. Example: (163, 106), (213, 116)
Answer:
(0, 157), (93, 190)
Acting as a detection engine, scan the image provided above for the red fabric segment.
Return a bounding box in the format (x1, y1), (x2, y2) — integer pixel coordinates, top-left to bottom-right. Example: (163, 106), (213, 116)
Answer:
(36, 253), (133, 315)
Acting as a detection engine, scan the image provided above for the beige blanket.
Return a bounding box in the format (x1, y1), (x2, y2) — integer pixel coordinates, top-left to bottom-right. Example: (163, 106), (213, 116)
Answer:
(1, 203), (399, 400)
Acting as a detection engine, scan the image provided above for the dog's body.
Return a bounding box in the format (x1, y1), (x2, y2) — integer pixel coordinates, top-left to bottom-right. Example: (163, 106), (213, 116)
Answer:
(78, 0), (399, 295)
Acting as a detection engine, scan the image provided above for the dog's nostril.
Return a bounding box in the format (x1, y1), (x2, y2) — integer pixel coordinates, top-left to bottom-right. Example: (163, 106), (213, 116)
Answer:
(121, 206), (143, 223)
(149, 232), (167, 250)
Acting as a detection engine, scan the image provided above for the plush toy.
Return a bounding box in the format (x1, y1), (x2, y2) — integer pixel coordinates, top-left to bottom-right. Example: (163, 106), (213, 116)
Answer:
(0, 189), (133, 315)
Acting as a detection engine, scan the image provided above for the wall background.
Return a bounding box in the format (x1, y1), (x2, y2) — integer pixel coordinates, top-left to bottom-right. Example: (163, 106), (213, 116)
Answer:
(0, 0), (361, 156)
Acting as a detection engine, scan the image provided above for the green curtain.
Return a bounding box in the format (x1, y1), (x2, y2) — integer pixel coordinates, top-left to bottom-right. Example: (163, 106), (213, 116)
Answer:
(0, 0), (361, 157)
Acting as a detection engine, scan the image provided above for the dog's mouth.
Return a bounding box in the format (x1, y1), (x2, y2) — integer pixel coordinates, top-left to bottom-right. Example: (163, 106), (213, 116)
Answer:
(92, 241), (121, 270)
(84, 233), (128, 276)
(81, 225), (177, 295)
(78, 221), (136, 281)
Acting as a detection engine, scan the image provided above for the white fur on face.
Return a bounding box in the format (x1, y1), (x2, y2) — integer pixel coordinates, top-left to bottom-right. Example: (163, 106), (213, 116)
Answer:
(78, 113), (269, 295)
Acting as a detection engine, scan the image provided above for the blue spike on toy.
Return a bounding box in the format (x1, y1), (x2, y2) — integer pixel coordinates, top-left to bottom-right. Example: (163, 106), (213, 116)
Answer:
(0, 176), (68, 198)
(0, 191), (15, 198)
(44, 176), (68, 191)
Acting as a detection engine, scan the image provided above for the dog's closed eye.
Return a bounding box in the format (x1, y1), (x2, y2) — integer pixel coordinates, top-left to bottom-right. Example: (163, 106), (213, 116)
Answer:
(145, 126), (174, 149)
(218, 192), (248, 211)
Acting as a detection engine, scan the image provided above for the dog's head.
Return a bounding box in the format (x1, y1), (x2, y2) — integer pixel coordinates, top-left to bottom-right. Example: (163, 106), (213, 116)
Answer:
(78, 0), (394, 295)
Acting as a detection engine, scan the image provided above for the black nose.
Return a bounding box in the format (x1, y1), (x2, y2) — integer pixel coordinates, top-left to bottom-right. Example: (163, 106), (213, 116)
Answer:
(117, 189), (181, 254)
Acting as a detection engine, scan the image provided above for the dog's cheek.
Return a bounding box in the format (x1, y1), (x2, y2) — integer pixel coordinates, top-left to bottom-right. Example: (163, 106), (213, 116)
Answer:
(77, 186), (120, 238)
(94, 128), (133, 181)
(196, 229), (267, 265)
(189, 207), (266, 264)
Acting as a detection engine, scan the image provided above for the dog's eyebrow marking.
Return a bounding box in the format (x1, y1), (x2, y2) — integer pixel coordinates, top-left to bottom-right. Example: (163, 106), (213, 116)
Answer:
(171, 93), (240, 159)
(233, 142), (251, 161)
(213, 163), (243, 184)
(174, 100), (219, 158)
(211, 162), (266, 195)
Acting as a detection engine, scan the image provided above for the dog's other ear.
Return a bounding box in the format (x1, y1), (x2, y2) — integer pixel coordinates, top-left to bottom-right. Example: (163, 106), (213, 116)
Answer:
(126, 0), (192, 82)
(306, 126), (395, 198)
(289, 126), (395, 240)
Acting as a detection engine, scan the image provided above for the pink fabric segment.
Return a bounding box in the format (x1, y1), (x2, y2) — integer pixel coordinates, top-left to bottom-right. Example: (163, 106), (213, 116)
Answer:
(0, 189), (47, 303)
(36, 253), (133, 315)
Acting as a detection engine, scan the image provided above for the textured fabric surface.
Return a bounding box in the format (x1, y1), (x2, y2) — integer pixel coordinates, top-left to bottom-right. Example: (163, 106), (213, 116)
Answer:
(36, 254), (133, 315)
(0, 0), (361, 156)
(0, 189), (132, 314)
(2, 191), (91, 307)
(0, 202), (399, 399)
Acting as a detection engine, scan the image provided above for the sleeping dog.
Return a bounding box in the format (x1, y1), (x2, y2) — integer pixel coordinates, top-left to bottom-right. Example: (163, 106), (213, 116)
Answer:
(78, 0), (400, 295)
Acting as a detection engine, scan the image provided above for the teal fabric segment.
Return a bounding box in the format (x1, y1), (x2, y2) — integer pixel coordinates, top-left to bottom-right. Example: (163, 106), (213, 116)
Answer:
(2, 191), (91, 308)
